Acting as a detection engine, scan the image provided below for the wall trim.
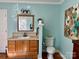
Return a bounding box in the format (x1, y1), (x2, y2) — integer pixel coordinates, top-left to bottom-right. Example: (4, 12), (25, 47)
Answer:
(0, 0), (64, 4)
(56, 50), (66, 59)
(59, 51), (66, 59)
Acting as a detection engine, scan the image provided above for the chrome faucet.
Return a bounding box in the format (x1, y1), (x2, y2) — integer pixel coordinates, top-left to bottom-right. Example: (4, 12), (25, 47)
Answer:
(23, 33), (27, 37)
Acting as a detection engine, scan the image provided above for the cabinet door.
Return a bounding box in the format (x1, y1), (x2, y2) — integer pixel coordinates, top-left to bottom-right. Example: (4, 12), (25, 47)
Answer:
(23, 40), (29, 52)
(30, 40), (38, 52)
(16, 40), (23, 52)
(73, 43), (79, 59)
(30, 52), (37, 59)
(8, 41), (15, 52)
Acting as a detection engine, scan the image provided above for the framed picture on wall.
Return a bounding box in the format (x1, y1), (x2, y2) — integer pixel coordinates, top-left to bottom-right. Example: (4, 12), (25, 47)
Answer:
(64, 3), (79, 40)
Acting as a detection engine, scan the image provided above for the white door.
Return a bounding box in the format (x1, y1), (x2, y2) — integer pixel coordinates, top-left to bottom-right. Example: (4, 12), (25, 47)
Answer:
(0, 9), (7, 53)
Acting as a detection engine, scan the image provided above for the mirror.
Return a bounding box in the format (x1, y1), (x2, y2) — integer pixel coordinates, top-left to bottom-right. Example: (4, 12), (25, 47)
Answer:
(17, 14), (34, 31)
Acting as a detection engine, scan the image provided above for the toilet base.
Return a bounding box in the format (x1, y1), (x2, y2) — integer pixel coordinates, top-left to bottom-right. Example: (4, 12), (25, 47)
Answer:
(47, 54), (54, 59)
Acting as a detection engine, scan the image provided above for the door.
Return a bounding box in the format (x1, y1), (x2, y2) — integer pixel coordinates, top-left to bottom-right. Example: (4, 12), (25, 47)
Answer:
(16, 40), (23, 52)
(0, 9), (7, 53)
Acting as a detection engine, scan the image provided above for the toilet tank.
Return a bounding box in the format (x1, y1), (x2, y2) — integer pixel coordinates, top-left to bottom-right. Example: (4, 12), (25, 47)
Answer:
(45, 36), (54, 47)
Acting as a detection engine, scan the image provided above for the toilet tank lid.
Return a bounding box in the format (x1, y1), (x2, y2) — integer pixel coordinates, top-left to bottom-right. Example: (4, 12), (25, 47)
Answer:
(47, 47), (55, 52)
(46, 36), (54, 40)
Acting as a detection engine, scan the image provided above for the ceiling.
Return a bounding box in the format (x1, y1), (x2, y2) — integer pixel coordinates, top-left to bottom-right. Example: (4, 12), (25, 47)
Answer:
(0, 0), (64, 4)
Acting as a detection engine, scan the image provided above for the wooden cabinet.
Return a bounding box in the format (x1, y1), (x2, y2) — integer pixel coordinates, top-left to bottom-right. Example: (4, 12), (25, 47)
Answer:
(30, 40), (38, 52)
(23, 40), (29, 52)
(29, 40), (38, 59)
(8, 40), (38, 59)
(8, 41), (15, 52)
(16, 40), (23, 52)
(73, 42), (79, 59)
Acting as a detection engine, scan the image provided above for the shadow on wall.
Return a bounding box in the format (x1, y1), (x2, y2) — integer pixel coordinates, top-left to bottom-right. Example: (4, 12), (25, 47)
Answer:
(43, 26), (56, 48)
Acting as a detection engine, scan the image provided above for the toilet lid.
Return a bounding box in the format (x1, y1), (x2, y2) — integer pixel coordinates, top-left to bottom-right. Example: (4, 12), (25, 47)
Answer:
(47, 47), (55, 53)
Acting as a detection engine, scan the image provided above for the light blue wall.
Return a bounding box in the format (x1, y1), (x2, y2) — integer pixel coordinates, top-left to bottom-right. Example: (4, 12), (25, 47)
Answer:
(59, 0), (79, 59)
(0, 3), (61, 49)
(0, 3), (60, 37)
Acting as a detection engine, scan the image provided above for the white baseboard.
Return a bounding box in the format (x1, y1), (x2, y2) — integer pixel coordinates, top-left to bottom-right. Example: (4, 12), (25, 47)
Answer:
(37, 50), (66, 59)
(59, 52), (66, 59)
(55, 50), (66, 59)
(38, 57), (42, 59)
(38, 54), (42, 59)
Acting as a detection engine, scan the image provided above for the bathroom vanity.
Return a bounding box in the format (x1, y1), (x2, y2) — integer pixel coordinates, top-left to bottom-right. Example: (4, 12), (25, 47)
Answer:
(7, 14), (39, 59)
(7, 32), (39, 59)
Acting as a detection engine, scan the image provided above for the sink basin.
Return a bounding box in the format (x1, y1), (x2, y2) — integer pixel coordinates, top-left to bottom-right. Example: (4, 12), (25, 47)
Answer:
(17, 36), (30, 39)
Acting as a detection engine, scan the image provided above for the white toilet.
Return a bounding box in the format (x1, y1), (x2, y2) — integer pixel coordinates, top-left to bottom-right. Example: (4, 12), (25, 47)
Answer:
(45, 36), (55, 59)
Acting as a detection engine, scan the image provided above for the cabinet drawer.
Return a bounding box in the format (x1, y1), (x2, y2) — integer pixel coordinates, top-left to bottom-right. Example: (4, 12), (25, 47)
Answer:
(29, 52), (37, 57)
(8, 41), (15, 52)
(8, 45), (15, 51)
(30, 40), (38, 47)
(8, 45), (15, 48)
(30, 40), (38, 52)
(30, 52), (38, 59)
(30, 48), (38, 52)
(8, 48), (15, 52)
(8, 41), (15, 44)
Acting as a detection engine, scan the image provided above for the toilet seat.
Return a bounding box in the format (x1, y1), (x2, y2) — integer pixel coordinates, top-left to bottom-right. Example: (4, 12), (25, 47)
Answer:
(47, 47), (55, 54)
(47, 47), (55, 59)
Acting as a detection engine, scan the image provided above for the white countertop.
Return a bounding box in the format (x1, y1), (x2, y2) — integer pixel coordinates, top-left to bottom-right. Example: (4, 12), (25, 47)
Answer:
(8, 36), (38, 40)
